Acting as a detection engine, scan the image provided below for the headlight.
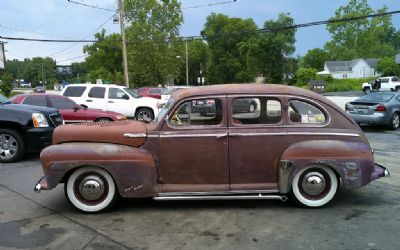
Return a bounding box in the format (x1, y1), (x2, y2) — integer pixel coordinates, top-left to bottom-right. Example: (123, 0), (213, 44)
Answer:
(32, 113), (49, 127)
(116, 115), (127, 120)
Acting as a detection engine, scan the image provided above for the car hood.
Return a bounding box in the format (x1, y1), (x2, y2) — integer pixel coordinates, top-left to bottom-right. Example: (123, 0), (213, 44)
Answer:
(53, 120), (147, 147)
(0, 103), (57, 115)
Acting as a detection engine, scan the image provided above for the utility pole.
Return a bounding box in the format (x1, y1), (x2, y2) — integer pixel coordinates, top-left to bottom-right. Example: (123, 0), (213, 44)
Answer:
(118, 0), (130, 88)
(185, 40), (189, 86)
(41, 62), (44, 86)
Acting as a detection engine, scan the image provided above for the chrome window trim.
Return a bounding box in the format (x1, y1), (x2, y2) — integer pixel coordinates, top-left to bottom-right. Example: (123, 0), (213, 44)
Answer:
(286, 95), (331, 128)
(166, 95), (226, 130)
(159, 133), (227, 138)
(157, 131), (359, 138)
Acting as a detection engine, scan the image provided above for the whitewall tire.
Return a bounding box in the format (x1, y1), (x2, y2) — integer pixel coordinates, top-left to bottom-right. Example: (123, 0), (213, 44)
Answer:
(65, 166), (117, 213)
(291, 165), (338, 208)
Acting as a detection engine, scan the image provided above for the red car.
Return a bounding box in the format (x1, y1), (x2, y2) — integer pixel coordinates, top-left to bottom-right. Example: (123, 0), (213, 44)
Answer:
(11, 94), (127, 123)
(138, 87), (163, 99)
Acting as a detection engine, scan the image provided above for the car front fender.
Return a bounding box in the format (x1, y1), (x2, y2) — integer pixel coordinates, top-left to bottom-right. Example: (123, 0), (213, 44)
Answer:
(40, 142), (157, 198)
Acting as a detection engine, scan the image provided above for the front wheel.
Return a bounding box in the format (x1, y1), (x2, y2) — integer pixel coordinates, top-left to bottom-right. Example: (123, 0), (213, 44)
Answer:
(65, 166), (117, 213)
(0, 129), (25, 163)
(291, 165), (338, 208)
(388, 112), (400, 130)
(363, 87), (371, 94)
(395, 86), (400, 93)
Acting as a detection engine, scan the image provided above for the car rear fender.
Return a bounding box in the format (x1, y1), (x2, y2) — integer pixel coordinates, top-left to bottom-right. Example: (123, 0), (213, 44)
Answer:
(278, 140), (375, 193)
(40, 142), (157, 198)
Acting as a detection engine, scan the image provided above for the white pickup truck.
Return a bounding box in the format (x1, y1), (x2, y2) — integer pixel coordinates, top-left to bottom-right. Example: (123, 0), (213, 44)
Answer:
(362, 76), (400, 93)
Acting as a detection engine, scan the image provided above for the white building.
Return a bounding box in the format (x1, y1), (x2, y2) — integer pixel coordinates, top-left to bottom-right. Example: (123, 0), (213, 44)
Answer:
(318, 58), (380, 79)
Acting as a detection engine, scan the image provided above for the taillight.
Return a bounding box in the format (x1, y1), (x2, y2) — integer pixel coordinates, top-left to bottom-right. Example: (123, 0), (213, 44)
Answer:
(375, 104), (386, 112)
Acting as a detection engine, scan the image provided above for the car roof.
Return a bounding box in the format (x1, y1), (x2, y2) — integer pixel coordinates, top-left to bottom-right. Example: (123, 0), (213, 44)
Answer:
(65, 84), (123, 88)
(171, 84), (327, 102)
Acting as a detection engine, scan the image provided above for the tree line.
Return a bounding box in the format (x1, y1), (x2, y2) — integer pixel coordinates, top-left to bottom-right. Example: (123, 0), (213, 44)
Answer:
(1, 0), (400, 94)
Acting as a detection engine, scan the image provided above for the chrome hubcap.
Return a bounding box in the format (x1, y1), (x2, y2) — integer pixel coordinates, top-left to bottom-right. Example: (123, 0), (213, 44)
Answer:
(301, 172), (326, 196)
(393, 114), (399, 128)
(79, 175), (105, 200)
(0, 134), (18, 160)
(138, 111), (151, 120)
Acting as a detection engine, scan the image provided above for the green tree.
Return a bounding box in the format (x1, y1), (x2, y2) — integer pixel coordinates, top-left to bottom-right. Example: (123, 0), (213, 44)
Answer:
(255, 13), (296, 83)
(23, 57), (56, 86)
(295, 67), (318, 86)
(0, 72), (14, 97)
(325, 0), (396, 60)
(83, 30), (122, 84)
(124, 0), (183, 87)
(376, 57), (400, 76)
(301, 48), (328, 71)
(202, 13), (258, 83)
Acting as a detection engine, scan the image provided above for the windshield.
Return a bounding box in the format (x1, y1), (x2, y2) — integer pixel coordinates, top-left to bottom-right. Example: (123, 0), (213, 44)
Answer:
(124, 88), (140, 98)
(0, 94), (10, 104)
(156, 97), (175, 122)
(357, 93), (395, 102)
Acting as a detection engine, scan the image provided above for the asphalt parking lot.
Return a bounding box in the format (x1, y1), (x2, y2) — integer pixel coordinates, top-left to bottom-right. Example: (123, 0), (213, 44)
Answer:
(0, 125), (399, 250)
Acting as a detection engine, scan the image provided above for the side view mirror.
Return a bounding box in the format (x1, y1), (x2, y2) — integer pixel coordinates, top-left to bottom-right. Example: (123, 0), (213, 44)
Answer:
(122, 94), (129, 100)
(80, 104), (88, 110)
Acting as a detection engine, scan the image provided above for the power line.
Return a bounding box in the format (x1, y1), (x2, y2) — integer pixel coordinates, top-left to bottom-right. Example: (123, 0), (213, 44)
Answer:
(67, 0), (116, 12)
(56, 54), (86, 63)
(1, 9), (399, 44)
(182, 0), (237, 10)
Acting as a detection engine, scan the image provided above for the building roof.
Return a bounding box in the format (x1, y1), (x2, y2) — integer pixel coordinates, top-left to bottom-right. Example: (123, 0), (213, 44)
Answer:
(325, 58), (380, 72)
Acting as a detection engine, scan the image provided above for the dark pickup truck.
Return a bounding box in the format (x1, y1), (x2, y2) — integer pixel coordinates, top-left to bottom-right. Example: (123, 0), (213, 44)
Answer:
(0, 93), (64, 163)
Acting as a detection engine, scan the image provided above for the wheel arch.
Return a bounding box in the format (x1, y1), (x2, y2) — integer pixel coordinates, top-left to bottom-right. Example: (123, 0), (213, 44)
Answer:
(135, 106), (154, 117)
(41, 142), (158, 198)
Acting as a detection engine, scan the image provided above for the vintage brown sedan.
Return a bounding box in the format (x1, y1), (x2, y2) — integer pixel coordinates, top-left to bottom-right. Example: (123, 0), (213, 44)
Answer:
(34, 84), (389, 213)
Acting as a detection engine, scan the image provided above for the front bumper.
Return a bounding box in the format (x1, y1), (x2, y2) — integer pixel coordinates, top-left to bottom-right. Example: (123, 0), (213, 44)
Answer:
(24, 127), (54, 152)
(34, 176), (48, 192)
(370, 163), (390, 181)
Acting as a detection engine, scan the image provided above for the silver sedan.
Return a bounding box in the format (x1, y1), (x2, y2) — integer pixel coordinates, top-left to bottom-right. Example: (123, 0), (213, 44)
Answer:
(345, 92), (400, 130)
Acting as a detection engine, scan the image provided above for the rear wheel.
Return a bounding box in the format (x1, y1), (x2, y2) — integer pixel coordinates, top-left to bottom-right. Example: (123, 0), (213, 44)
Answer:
(135, 108), (154, 121)
(65, 166), (117, 213)
(388, 112), (400, 130)
(0, 129), (25, 163)
(291, 165), (338, 208)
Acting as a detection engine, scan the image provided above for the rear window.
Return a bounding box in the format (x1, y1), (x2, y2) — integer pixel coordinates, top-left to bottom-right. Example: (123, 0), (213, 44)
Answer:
(88, 87), (105, 99)
(358, 93), (395, 102)
(63, 86), (86, 97)
(23, 96), (47, 107)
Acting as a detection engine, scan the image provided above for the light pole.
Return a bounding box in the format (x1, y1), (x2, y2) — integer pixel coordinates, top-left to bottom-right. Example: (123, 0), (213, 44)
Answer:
(185, 40), (189, 86)
(118, 0), (129, 88)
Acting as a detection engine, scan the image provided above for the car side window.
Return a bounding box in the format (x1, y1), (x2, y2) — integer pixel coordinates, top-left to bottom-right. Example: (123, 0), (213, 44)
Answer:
(49, 97), (75, 109)
(232, 97), (282, 124)
(108, 88), (128, 99)
(23, 96), (47, 107)
(392, 76), (398, 81)
(88, 87), (105, 98)
(63, 86), (86, 97)
(289, 100), (326, 124)
(170, 98), (222, 126)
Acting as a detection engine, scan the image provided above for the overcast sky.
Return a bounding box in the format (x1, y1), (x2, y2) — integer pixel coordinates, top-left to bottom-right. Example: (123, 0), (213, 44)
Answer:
(0, 0), (399, 65)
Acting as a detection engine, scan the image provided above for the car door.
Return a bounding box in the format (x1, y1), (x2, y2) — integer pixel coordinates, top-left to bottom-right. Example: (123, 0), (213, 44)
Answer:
(158, 96), (229, 193)
(85, 86), (107, 110)
(227, 95), (287, 191)
(106, 87), (134, 117)
(48, 96), (87, 123)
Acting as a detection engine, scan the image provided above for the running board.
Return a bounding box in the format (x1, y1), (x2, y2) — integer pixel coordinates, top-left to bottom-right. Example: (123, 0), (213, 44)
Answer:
(154, 194), (288, 202)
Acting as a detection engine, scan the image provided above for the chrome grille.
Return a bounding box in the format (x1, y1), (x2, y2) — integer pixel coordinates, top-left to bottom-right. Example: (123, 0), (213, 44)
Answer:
(49, 113), (64, 127)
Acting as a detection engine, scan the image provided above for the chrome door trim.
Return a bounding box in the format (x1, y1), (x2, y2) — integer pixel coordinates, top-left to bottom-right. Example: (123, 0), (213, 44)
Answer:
(287, 132), (359, 137)
(229, 132), (287, 137)
(123, 133), (147, 138)
(158, 189), (279, 197)
(159, 133), (227, 138)
(154, 194), (287, 201)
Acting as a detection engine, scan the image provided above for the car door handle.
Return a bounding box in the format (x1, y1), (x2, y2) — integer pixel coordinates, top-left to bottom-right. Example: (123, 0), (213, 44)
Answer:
(108, 101), (114, 103)
(216, 133), (228, 139)
(86, 100), (93, 102)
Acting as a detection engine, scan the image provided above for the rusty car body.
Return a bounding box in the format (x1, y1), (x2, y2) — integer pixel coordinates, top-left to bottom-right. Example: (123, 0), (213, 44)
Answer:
(34, 84), (389, 213)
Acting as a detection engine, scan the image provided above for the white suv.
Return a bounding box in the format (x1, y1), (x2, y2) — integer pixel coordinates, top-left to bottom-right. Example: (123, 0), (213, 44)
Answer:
(61, 84), (159, 120)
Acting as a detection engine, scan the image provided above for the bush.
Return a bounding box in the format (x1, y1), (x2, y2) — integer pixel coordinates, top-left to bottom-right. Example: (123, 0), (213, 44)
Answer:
(325, 78), (375, 92)
(0, 72), (14, 97)
(295, 67), (318, 86)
